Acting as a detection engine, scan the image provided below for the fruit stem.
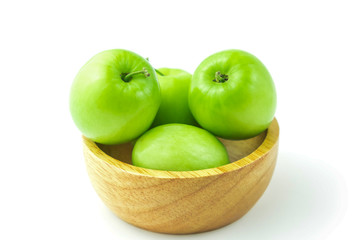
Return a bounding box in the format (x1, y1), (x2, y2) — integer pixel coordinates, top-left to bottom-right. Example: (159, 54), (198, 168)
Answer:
(155, 69), (164, 76)
(145, 57), (164, 76)
(122, 68), (150, 82)
(213, 71), (229, 83)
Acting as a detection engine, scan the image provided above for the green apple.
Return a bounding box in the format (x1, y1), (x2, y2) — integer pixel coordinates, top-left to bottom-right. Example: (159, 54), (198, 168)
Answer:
(132, 124), (230, 171)
(69, 49), (161, 145)
(151, 68), (197, 127)
(189, 49), (277, 140)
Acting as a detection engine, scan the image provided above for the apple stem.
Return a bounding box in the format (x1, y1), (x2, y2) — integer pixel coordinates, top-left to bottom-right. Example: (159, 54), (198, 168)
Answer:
(213, 71), (229, 83)
(145, 57), (164, 76)
(122, 68), (150, 82)
(155, 69), (164, 76)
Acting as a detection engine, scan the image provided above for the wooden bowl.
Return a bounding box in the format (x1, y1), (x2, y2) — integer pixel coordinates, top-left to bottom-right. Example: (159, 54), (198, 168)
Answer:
(83, 118), (279, 234)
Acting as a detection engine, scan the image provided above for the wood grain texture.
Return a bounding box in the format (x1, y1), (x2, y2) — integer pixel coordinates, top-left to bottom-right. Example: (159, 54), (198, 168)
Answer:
(83, 118), (279, 234)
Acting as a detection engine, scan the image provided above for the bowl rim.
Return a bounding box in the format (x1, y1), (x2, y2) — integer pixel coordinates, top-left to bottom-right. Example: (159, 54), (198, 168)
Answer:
(83, 118), (279, 179)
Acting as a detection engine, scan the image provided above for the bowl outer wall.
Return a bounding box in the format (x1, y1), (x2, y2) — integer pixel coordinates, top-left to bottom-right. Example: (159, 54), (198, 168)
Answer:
(83, 118), (279, 234)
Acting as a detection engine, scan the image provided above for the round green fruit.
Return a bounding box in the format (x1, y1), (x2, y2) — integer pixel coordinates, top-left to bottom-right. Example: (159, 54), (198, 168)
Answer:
(152, 68), (197, 127)
(132, 124), (230, 171)
(69, 49), (161, 145)
(189, 49), (277, 140)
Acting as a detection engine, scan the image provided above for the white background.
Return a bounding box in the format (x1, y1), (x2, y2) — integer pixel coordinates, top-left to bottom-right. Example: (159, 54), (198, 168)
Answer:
(0, 0), (359, 239)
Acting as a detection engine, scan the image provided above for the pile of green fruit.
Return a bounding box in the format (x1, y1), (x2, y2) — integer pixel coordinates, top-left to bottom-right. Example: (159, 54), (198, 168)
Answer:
(70, 49), (276, 171)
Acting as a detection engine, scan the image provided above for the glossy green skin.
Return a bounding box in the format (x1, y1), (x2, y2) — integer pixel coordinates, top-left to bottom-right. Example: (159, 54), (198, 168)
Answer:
(132, 124), (230, 171)
(70, 49), (161, 145)
(152, 68), (197, 127)
(189, 49), (277, 140)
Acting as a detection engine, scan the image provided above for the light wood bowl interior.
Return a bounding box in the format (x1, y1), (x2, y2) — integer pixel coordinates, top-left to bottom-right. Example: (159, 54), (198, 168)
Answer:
(83, 118), (279, 234)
